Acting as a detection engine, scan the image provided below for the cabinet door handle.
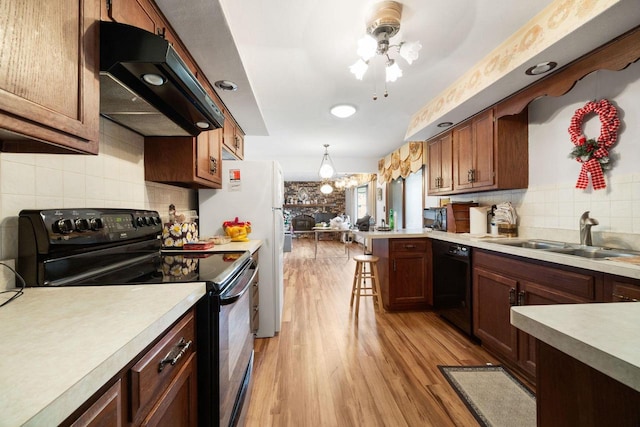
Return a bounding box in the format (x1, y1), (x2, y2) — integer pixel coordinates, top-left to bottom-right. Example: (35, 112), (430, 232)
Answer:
(209, 156), (217, 174)
(158, 338), (192, 372)
(393, 259), (397, 272)
(509, 288), (516, 306)
(467, 170), (473, 183)
(517, 290), (526, 306)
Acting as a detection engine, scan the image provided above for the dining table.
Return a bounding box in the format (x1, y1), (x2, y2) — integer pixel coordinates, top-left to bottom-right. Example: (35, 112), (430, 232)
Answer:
(312, 226), (352, 259)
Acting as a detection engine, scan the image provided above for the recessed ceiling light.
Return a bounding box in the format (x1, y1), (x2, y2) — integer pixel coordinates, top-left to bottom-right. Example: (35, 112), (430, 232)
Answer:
(214, 80), (238, 91)
(196, 121), (210, 129)
(437, 122), (453, 128)
(525, 61), (557, 76)
(330, 104), (357, 118)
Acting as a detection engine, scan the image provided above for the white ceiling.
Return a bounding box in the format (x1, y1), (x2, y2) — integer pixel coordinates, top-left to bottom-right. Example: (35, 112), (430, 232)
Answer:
(155, 0), (639, 181)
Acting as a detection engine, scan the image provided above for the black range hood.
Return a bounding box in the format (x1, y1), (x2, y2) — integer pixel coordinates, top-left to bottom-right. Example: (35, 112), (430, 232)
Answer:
(100, 21), (224, 136)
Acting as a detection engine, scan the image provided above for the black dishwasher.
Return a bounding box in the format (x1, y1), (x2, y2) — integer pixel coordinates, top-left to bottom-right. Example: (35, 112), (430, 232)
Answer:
(432, 240), (473, 337)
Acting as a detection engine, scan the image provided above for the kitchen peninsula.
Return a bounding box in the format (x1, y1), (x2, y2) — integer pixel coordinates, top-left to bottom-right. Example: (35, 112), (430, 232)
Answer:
(354, 229), (640, 280)
(512, 303), (640, 426)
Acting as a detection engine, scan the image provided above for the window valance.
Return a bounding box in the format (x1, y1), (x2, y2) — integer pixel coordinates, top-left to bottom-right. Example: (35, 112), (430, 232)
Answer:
(377, 141), (424, 184)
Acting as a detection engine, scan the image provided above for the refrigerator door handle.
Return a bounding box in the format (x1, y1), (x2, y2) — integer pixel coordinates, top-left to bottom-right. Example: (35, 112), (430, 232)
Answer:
(272, 207), (283, 211)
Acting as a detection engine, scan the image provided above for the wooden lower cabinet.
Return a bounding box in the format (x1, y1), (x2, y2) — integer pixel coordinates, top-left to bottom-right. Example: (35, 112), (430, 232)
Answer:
(473, 250), (603, 380)
(139, 353), (198, 427)
(69, 379), (124, 427)
(604, 274), (640, 302)
(372, 238), (432, 310)
(63, 309), (197, 427)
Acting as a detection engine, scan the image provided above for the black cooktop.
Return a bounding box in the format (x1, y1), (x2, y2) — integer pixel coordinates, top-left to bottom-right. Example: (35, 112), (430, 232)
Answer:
(17, 208), (251, 292)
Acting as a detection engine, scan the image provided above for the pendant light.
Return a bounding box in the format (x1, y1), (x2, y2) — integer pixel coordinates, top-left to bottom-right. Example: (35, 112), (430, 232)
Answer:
(318, 144), (336, 179)
(320, 181), (333, 194)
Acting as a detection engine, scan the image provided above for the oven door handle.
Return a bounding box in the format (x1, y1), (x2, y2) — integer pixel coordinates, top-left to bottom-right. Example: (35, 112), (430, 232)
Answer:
(220, 264), (259, 306)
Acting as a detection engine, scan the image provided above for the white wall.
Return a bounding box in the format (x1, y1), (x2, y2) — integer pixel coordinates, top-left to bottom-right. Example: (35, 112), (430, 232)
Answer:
(426, 60), (640, 248)
(0, 119), (196, 291)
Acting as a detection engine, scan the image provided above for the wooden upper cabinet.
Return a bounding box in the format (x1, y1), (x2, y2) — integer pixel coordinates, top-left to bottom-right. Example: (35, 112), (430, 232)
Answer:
(222, 112), (245, 160)
(432, 107), (529, 195)
(196, 129), (222, 185)
(0, 0), (100, 154)
(470, 111), (495, 188)
(144, 131), (222, 189)
(427, 133), (452, 194)
(452, 109), (495, 191)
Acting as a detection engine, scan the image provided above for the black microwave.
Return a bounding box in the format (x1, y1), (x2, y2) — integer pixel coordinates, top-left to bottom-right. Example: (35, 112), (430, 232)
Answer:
(424, 207), (446, 231)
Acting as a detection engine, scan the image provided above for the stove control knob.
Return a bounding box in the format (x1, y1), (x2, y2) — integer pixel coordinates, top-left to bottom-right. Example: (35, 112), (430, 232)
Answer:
(153, 216), (162, 225)
(74, 218), (90, 232)
(144, 216), (152, 226)
(136, 216), (145, 227)
(53, 218), (74, 234)
(89, 218), (104, 230)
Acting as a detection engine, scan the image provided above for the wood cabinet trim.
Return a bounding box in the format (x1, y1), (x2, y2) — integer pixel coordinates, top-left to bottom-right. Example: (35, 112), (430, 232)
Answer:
(496, 25), (640, 118)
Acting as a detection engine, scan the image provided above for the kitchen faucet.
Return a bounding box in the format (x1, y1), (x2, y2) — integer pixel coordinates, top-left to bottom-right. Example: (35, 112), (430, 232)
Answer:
(579, 211), (599, 246)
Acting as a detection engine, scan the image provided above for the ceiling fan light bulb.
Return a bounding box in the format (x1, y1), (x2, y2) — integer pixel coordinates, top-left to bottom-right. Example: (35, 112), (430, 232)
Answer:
(356, 35), (378, 61)
(385, 61), (402, 82)
(349, 59), (369, 80)
(399, 40), (421, 64)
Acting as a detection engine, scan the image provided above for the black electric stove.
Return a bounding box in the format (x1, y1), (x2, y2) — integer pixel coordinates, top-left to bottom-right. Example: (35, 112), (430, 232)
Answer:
(17, 208), (250, 290)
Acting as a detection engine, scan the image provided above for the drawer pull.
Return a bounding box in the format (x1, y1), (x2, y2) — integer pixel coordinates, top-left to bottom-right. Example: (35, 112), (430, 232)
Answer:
(509, 288), (516, 306)
(612, 293), (638, 302)
(404, 245), (416, 249)
(158, 338), (192, 372)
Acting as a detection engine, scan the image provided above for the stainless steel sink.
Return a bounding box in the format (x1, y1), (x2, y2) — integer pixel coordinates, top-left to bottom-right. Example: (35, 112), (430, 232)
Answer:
(545, 247), (640, 259)
(494, 239), (568, 250)
(493, 239), (640, 259)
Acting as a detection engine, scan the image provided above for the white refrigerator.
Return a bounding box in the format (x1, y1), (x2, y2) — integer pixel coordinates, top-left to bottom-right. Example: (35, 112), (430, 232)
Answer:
(198, 160), (284, 338)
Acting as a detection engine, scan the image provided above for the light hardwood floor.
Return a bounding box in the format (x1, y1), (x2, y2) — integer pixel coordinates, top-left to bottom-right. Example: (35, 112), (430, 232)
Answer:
(246, 238), (500, 426)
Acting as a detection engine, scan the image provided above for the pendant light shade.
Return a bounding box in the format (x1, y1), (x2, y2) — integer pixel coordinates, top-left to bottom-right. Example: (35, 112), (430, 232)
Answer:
(318, 144), (336, 179)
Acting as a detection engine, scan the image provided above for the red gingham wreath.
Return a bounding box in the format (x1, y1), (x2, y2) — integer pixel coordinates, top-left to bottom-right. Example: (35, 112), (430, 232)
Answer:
(568, 99), (620, 190)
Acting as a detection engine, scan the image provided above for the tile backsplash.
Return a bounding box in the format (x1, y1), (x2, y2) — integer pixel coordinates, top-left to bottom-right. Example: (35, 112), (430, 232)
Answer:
(428, 172), (640, 250)
(0, 119), (196, 291)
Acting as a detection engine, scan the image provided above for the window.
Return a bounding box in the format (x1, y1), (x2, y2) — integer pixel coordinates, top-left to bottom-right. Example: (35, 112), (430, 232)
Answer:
(389, 178), (403, 228)
(356, 185), (368, 219)
(387, 167), (424, 230)
(405, 168), (423, 229)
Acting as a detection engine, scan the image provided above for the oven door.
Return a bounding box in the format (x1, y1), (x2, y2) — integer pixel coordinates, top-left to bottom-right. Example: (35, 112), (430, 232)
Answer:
(219, 261), (258, 427)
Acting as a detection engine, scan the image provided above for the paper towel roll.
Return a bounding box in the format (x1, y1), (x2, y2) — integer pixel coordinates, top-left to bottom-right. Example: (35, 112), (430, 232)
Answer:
(470, 206), (490, 235)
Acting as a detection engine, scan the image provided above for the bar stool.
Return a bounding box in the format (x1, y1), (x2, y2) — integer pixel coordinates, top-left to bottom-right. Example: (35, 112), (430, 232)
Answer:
(350, 254), (384, 318)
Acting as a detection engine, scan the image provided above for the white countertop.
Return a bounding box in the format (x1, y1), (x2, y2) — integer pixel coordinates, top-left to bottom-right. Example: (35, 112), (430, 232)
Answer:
(511, 303), (640, 391)
(0, 282), (206, 427)
(162, 239), (262, 254)
(354, 229), (640, 280)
